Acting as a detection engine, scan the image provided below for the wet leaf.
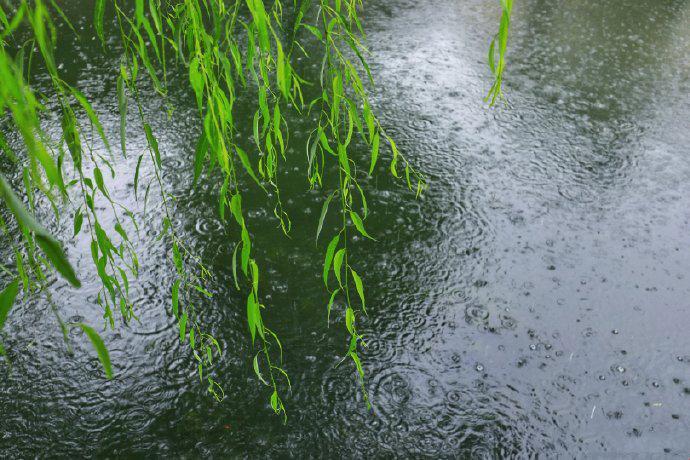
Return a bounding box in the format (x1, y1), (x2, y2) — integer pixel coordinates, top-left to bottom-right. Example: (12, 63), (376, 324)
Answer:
(350, 268), (366, 314)
(171, 279), (180, 318)
(0, 174), (80, 288)
(78, 323), (113, 379)
(350, 211), (375, 240)
(333, 248), (345, 286)
(323, 234), (340, 287)
(316, 191), (335, 243)
(0, 279), (20, 331)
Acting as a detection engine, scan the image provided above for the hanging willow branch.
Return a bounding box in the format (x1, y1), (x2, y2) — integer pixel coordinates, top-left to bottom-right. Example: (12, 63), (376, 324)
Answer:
(0, 0), (511, 417)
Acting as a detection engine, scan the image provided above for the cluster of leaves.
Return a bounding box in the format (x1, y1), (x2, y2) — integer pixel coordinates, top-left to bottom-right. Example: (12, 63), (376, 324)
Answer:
(0, 0), (511, 417)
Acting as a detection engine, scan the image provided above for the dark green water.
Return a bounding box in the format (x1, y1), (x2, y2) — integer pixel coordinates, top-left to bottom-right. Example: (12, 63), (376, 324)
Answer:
(1, 0), (689, 456)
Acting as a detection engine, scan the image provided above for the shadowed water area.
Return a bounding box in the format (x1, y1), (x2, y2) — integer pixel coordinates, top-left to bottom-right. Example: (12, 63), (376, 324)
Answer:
(1, 0), (689, 456)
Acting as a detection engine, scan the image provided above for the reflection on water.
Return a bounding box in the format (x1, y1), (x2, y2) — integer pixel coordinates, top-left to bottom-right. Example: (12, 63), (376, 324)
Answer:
(1, 0), (689, 456)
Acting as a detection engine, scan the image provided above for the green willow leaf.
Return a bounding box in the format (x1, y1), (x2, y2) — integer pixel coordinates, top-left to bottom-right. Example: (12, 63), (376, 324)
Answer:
(345, 307), (355, 335)
(71, 88), (110, 152)
(0, 173), (80, 287)
(143, 123), (161, 166)
(73, 208), (83, 237)
(0, 279), (20, 331)
(270, 390), (278, 412)
(179, 312), (188, 343)
(133, 154), (144, 199)
(231, 242), (240, 290)
(350, 211), (375, 241)
(326, 288), (339, 326)
(333, 248), (345, 287)
(369, 132), (380, 175)
(337, 144), (350, 176)
(172, 242), (182, 272)
(235, 146), (263, 189)
(316, 191), (335, 243)
(117, 74), (127, 158)
(389, 137), (399, 178)
(350, 268), (366, 314)
(246, 293), (260, 345)
(78, 323), (113, 379)
(94, 0), (105, 45)
(93, 167), (109, 199)
(323, 234), (340, 287)
(253, 354), (268, 385)
(171, 278), (180, 318)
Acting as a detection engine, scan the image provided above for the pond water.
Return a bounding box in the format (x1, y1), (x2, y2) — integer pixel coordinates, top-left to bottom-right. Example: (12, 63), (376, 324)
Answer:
(1, 0), (689, 456)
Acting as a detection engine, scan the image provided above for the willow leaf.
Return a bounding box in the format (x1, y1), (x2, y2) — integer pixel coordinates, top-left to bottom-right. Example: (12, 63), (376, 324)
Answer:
(316, 191), (335, 243)
(326, 288), (339, 326)
(94, 0), (105, 45)
(0, 173), (80, 287)
(172, 279), (180, 318)
(0, 279), (20, 331)
(323, 234), (340, 287)
(369, 132), (380, 175)
(78, 323), (113, 379)
(333, 248), (345, 287)
(350, 211), (375, 241)
(350, 268), (366, 314)
(117, 74), (127, 158)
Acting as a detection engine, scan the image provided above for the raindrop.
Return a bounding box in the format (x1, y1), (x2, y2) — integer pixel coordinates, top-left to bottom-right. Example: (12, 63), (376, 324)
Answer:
(475, 363), (484, 372)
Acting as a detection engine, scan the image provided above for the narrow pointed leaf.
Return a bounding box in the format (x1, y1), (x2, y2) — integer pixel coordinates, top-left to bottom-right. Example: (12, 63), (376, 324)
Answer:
(0, 279), (20, 331)
(350, 211), (375, 240)
(0, 174), (80, 287)
(323, 234), (339, 286)
(350, 268), (366, 314)
(316, 191), (335, 243)
(78, 323), (113, 379)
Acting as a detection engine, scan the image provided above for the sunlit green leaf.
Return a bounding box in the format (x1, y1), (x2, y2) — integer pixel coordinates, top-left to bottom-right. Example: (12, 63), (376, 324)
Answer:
(323, 234), (340, 287)
(350, 211), (375, 241)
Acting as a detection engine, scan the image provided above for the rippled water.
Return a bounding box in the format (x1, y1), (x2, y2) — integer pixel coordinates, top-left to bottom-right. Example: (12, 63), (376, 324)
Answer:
(1, 0), (689, 456)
